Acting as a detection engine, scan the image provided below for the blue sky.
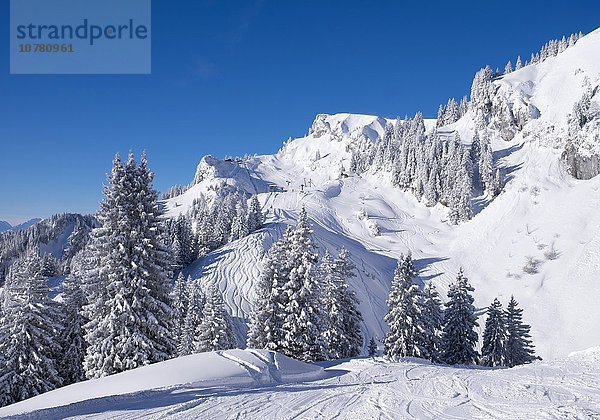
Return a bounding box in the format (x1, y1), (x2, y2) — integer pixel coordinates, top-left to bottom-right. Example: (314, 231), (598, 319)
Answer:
(1, 0), (599, 224)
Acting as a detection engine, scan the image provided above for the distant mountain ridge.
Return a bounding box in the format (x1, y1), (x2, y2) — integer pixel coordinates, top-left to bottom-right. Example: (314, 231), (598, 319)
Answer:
(0, 221), (11, 233)
(0, 218), (42, 234)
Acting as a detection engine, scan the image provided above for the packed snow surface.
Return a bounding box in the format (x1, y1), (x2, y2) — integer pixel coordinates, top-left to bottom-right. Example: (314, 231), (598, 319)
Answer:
(2, 349), (600, 419)
(0, 349), (324, 418)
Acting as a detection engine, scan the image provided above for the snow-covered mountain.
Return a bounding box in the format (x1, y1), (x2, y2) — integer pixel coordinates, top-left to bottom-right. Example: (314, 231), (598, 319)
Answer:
(0, 214), (96, 285)
(162, 28), (600, 361)
(0, 221), (11, 233)
(0, 218), (40, 233)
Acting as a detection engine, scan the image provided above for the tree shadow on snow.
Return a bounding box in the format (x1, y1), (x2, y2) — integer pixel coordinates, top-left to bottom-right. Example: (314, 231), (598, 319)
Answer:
(412, 257), (448, 285)
(493, 143), (524, 161)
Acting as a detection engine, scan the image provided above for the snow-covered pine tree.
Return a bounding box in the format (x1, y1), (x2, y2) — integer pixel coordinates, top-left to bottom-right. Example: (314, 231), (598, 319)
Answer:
(470, 130), (481, 184)
(171, 272), (189, 344)
(335, 247), (363, 357)
(384, 254), (428, 359)
(479, 134), (496, 196)
(448, 138), (473, 224)
(505, 296), (539, 367)
(445, 98), (460, 125)
(40, 253), (58, 277)
(196, 286), (236, 352)
(440, 269), (479, 365)
(280, 207), (327, 362)
(321, 248), (363, 359)
(459, 96), (469, 117)
(470, 66), (495, 129)
(515, 55), (523, 70)
(171, 235), (184, 271)
(0, 253), (63, 406)
(422, 282), (444, 362)
(230, 202), (249, 241)
(247, 195), (264, 233)
(174, 214), (196, 266)
(82, 153), (176, 379)
(320, 251), (346, 359)
(368, 337), (378, 357)
(481, 298), (508, 367)
(504, 61), (513, 74)
(436, 104), (446, 127)
(58, 269), (87, 385)
(178, 279), (205, 356)
(246, 227), (292, 351)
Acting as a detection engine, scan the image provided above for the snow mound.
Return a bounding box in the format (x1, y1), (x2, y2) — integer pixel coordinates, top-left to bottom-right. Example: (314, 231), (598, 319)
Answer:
(0, 349), (324, 418)
(568, 346), (600, 363)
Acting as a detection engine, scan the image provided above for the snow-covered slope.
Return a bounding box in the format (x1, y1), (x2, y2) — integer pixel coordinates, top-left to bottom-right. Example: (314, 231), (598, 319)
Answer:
(4, 348), (599, 419)
(499, 28), (600, 129)
(161, 30), (600, 361)
(0, 349), (324, 418)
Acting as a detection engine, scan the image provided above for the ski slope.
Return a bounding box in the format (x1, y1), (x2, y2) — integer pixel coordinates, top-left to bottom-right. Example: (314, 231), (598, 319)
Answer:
(3, 348), (599, 419)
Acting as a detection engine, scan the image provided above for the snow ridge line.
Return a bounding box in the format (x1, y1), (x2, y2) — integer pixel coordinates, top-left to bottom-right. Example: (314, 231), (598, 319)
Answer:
(216, 350), (272, 385)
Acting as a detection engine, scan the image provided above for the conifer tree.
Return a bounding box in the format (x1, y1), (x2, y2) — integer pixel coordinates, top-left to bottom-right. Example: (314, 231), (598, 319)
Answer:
(40, 253), (58, 277)
(0, 253), (63, 406)
(196, 286), (236, 352)
(321, 251), (346, 359)
(336, 248), (363, 357)
(247, 195), (264, 233)
(368, 337), (378, 357)
(515, 55), (523, 70)
(440, 269), (479, 365)
(280, 207), (327, 362)
(83, 153), (176, 379)
(384, 254), (428, 359)
(171, 273), (189, 344)
(459, 96), (469, 117)
(246, 228), (291, 351)
(436, 104), (446, 127)
(230, 202), (250, 241)
(505, 296), (539, 367)
(481, 298), (508, 367)
(321, 248), (363, 359)
(422, 282), (444, 362)
(59, 270), (87, 385)
(178, 280), (205, 356)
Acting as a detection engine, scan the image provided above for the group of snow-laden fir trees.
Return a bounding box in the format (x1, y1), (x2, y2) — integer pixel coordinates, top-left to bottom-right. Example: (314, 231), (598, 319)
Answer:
(383, 254), (539, 367)
(165, 191), (263, 269)
(0, 153), (240, 407)
(247, 206), (363, 362)
(345, 32), (585, 225)
(349, 113), (501, 225)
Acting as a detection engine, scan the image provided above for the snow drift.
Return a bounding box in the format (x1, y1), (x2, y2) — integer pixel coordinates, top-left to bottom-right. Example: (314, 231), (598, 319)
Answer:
(0, 349), (324, 418)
